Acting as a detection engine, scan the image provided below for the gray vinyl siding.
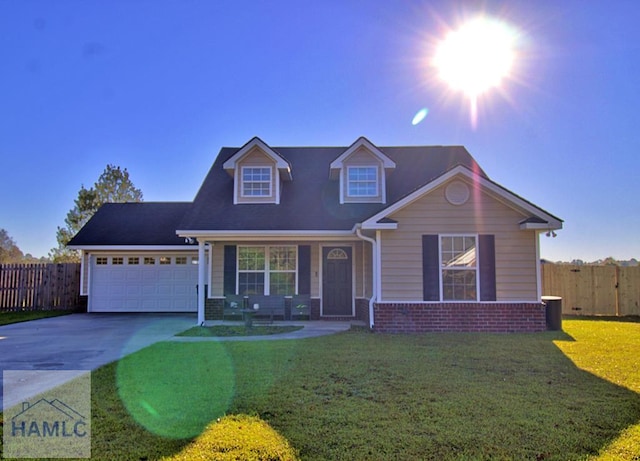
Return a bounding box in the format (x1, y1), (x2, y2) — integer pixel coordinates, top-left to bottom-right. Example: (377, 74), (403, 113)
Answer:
(357, 240), (373, 298)
(211, 244), (224, 295)
(380, 179), (538, 301)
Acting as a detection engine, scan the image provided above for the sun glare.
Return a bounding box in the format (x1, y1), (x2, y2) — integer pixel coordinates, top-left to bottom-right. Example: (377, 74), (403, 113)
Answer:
(434, 17), (516, 97)
(432, 16), (518, 127)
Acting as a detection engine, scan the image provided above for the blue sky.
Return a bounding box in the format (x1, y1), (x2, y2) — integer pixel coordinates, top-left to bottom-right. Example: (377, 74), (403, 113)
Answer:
(1, 0), (639, 262)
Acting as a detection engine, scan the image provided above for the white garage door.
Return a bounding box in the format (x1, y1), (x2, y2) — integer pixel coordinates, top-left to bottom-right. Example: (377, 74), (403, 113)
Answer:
(90, 254), (199, 312)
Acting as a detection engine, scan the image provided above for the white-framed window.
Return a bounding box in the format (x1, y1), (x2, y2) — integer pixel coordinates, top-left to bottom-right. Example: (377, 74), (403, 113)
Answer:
(96, 257), (108, 265)
(269, 246), (297, 295)
(237, 246), (297, 295)
(347, 166), (378, 197)
(175, 256), (187, 265)
(440, 235), (478, 301)
(159, 256), (171, 265)
(241, 167), (272, 197)
(112, 257), (124, 265)
(144, 257), (155, 265)
(238, 247), (265, 295)
(128, 257), (139, 265)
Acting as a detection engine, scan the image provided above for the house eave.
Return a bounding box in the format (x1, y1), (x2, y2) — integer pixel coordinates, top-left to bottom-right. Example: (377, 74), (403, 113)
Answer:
(520, 222), (563, 231)
(222, 136), (292, 180)
(329, 136), (396, 170)
(360, 222), (398, 230)
(66, 245), (198, 251)
(176, 229), (360, 242)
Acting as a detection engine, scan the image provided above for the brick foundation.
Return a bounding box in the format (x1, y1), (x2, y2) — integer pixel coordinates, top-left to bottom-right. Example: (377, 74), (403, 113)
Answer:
(355, 298), (370, 324)
(204, 299), (545, 332)
(373, 302), (546, 333)
(205, 298), (224, 321)
(314, 298), (370, 322)
(310, 298), (321, 320)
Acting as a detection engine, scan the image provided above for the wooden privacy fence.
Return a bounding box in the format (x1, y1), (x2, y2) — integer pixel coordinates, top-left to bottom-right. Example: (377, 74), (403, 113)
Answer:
(542, 263), (640, 316)
(0, 263), (81, 312)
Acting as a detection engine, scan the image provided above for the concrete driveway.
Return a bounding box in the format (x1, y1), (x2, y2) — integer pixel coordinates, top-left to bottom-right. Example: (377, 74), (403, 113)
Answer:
(0, 313), (195, 409)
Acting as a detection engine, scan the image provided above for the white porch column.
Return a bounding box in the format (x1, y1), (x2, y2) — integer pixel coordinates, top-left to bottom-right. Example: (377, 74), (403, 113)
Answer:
(197, 239), (206, 325)
(375, 230), (382, 301)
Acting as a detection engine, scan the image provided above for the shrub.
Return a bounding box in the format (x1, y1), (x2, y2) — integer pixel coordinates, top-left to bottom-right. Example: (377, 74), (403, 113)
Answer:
(163, 414), (298, 461)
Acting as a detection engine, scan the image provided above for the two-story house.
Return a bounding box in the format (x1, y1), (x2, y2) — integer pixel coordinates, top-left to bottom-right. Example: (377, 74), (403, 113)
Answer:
(68, 136), (562, 332)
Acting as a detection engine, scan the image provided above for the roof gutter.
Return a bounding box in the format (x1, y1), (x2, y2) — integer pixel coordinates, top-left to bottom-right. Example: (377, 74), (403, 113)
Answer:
(355, 225), (376, 330)
(176, 230), (358, 241)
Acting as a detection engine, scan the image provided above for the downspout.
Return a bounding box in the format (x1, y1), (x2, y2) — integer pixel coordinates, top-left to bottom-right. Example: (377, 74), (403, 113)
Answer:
(197, 239), (206, 325)
(356, 225), (376, 329)
(535, 231), (542, 301)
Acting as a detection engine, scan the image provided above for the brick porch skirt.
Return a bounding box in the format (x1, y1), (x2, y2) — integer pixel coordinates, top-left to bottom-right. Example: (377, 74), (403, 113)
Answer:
(205, 297), (370, 322)
(373, 302), (546, 333)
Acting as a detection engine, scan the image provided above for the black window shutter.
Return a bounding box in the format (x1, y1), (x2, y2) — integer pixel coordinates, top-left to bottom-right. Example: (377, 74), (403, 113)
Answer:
(478, 235), (497, 301)
(223, 245), (237, 295)
(422, 235), (440, 301)
(298, 245), (311, 295)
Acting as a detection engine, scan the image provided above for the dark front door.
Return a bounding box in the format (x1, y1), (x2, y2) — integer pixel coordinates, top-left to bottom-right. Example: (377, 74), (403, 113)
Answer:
(322, 247), (353, 316)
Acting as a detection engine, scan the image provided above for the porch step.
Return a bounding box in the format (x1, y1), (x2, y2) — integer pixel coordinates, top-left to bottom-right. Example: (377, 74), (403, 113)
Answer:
(349, 320), (368, 331)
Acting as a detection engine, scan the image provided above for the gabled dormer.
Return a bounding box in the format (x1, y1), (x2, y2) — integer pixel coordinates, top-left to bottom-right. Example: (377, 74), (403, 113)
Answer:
(222, 137), (292, 204)
(330, 137), (396, 204)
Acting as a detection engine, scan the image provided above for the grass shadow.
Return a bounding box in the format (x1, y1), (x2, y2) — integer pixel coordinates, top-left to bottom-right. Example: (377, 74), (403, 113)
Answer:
(549, 329), (576, 342)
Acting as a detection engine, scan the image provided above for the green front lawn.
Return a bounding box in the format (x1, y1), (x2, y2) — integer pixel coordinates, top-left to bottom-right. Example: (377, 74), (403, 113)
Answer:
(0, 309), (75, 326)
(1, 319), (639, 460)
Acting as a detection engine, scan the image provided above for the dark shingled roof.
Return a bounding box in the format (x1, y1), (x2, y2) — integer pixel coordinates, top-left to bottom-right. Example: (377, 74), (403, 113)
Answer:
(68, 202), (194, 246)
(178, 145), (485, 231)
(68, 144), (486, 246)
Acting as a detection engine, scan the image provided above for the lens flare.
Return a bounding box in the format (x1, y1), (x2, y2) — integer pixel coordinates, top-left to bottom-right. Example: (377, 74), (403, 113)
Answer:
(116, 341), (235, 439)
(412, 108), (429, 125)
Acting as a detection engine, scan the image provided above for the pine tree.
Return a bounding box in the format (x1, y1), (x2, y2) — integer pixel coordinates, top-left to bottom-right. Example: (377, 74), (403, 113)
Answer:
(51, 165), (143, 262)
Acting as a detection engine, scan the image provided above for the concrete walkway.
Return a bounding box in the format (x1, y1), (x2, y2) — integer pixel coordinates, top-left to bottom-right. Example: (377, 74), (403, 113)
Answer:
(171, 320), (357, 342)
(1, 313), (357, 409)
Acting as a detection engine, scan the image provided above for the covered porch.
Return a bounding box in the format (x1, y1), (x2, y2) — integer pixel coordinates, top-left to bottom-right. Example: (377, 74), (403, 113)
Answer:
(184, 235), (375, 326)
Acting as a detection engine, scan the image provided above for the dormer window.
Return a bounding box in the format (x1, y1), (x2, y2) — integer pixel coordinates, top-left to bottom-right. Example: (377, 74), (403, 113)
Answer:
(222, 137), (292, 205)
(347, 166), (378, 197)
(330, 137), (396, 204)
(242, 167), (272, 197)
